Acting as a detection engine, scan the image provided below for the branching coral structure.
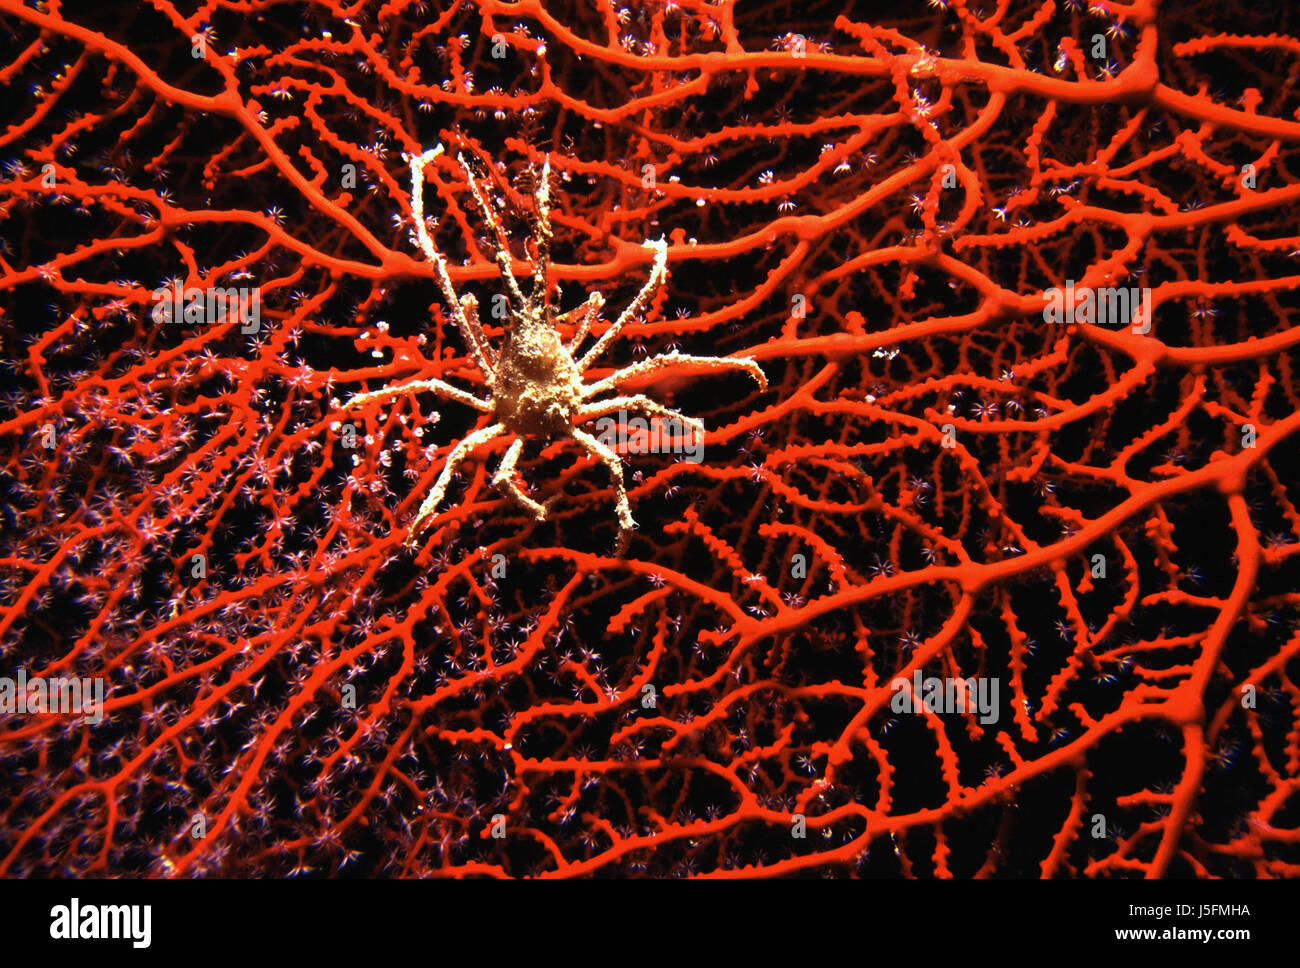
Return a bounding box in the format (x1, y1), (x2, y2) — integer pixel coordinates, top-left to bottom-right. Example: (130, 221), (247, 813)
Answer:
(0, 0), (1298, 878)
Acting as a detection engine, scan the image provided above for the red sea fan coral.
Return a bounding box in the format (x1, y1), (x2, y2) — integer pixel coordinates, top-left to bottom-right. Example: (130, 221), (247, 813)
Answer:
(1, 0), (1299, 878)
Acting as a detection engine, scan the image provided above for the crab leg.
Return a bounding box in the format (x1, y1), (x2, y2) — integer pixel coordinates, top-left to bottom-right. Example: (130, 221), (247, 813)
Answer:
(406, 422), (505, 544)
(409, 146), (496, 377)
(344, 377), (491, 414)
(582, 352), (766, 399)
(578, 239), (667, 370)
(570, 427), (635, 556)
(492, 436), (551, 520)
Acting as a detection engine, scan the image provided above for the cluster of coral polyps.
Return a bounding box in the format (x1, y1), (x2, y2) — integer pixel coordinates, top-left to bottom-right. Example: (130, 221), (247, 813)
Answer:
(1, 0), (1298, 877)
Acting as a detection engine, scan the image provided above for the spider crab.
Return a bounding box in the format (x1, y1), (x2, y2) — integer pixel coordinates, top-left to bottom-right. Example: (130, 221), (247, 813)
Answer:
(344, 144), (766, 554)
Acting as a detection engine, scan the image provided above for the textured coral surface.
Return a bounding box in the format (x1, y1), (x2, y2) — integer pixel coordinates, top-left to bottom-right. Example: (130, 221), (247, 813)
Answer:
(1, 0), (1299, 877)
